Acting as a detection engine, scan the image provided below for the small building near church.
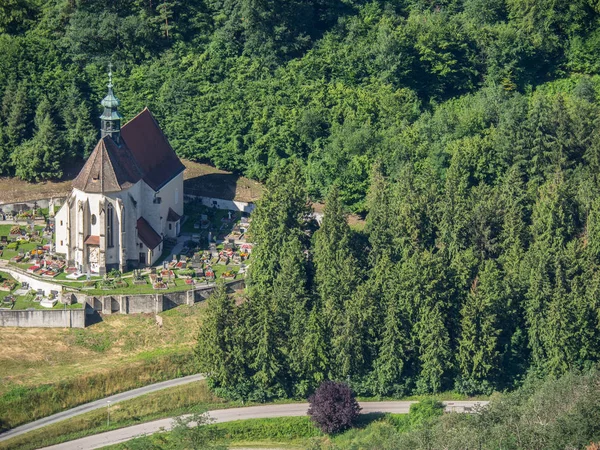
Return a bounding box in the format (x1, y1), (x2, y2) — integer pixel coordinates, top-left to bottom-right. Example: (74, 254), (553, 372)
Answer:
(54, 70), (185, 275)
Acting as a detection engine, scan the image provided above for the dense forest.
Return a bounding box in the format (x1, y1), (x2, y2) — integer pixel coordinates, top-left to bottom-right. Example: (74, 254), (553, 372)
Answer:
(4, 0), (600, 397)
(0, 0), (599, 198)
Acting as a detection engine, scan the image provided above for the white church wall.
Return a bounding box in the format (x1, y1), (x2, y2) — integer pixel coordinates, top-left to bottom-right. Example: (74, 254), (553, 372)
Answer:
(114, 181), (144, 264)
(54, 201), (69, 255)
(140, 172), (184, 240)
(157, 172), (184, 236)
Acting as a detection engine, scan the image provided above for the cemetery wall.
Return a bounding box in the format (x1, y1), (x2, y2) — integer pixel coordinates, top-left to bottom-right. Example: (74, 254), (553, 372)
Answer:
(184, 195), (255, 214)
(84, 280), (245, 317)
(0, 197), (66, 214)
(0, 280), (245, 327)
(0, 309), (85, 328)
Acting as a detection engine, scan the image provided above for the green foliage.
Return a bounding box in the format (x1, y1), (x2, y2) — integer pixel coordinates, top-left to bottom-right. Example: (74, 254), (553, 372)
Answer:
(168, 413), (227, 450)
(395, 369), (600, 449)
(0, 0), (597, 195)
(2, 0), (588, 398)
(0, 351), (199, 432)
(12, 98), (65, 181)
(408, 398), (444, 428)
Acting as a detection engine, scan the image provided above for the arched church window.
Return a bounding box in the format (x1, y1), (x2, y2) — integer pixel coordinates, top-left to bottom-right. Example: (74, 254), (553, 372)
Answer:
(107, 203), (114, 248)
(91, 214), (97, 225)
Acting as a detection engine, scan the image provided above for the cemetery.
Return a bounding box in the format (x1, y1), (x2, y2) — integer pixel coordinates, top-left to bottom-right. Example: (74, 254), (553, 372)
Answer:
(0, 198), (253, 305)
(0, 271), (81, 310)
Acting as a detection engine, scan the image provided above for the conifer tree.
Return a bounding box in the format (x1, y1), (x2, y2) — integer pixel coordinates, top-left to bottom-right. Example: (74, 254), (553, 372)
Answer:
(525, 94), (554, 189)
(13, 98), (65, 181)
(392, 164), (439, 252)
(1, 75), (17, 122)
(524, 250), (553, 371)
(312, 185), (361, 379)
(373, 270), (410, 395)
(458, 260), (504, 388)
(247, 160), (308, 292)
(332, 283), (376, 380)
(439, 144), (472, 256)
(543, 258), (577, 376)
(402, 251), (453, 393)
(61, 86), (96, 159)
(270, 232), (310, 391)
(0, 125), (10, 175)
(313, 186), (357, 319)
(365, 161), (394, 263)
(585, 197), (600, 265)
(196, 283), (245, 387)
(416, 304), (451, 393)
(300, 306), (329, 391)
(250, 294), (283, 391)
(6, 82), (30, 150)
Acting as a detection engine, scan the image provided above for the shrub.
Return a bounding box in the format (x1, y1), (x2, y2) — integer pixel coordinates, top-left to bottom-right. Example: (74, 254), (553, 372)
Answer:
(6, 242), (18, 250)
(408, 398), (444, 428)
(308, 381), (361, 434)
(108, 268), (121, 279)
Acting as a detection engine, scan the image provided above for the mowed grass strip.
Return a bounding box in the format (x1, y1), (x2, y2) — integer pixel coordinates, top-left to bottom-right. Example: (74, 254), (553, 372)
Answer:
(0, 304), (207, 431)
(105, 416), (320, 450)
(0, 381), (231, 450)
(103, 414), (412, 449)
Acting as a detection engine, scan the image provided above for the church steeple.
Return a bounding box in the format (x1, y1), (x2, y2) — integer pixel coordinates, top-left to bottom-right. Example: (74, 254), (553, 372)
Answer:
(99, 63), (123, 144)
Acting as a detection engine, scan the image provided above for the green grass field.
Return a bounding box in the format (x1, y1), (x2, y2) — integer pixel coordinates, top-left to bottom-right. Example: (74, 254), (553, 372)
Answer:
(0, 380), (231, 450)
(0, 303), (208, 432)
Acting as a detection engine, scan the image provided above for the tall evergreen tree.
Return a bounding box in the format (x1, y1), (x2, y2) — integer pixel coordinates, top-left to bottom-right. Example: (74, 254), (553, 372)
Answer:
(299, 306), (329, 391)
(247, 160), (308, 291)
(372, 260), (410, 395)
(13, 98), (65, 181)
(365, 161), (394, 263)
(196, 283), (246, 388)
(0, 125), (10, 175)
(312, 185), (362, 379)
(313, 185), (358, 324)
(458, 260), (504, 390)
(5, 82), (30, 150)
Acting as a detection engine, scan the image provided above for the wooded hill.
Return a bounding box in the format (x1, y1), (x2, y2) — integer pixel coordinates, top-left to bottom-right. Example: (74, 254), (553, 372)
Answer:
(0, 0), (599, 203)
(3, 0), (600, 397)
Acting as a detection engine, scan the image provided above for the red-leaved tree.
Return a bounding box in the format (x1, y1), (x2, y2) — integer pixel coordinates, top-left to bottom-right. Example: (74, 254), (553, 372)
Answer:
(307, 381), (361, 434)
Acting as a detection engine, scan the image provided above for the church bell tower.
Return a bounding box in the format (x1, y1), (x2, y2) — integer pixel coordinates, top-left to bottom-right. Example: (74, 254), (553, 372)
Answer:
(100, 63), (123, 144)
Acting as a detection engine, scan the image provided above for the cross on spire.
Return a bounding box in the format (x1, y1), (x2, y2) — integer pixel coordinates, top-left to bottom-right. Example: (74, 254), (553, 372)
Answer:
(108, 62), (113, 89)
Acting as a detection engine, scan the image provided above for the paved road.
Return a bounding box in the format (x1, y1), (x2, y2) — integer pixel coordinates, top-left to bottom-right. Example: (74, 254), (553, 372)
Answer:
(0, 374), (206, 443)
(40, 400), (488, 450)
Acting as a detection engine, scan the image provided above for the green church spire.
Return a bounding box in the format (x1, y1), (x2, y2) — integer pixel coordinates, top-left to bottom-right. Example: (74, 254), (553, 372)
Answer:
(100, 63), (123, 144)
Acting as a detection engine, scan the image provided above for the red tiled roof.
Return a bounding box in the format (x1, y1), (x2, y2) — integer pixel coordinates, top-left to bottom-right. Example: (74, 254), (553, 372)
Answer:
(121, 108), (185, 191)
(73, 138), (143, 193)
(136, 217), (162, 250)
(84, 235), (100, 246)
(167, 208), (181, 222)
(74, 108), (184, 193)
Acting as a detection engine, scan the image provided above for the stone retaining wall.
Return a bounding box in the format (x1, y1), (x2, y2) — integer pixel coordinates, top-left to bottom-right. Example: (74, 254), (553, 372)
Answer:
(0, 309), (85, 328)
(83, 281), (244, 316)
(0, 279), (245, 328)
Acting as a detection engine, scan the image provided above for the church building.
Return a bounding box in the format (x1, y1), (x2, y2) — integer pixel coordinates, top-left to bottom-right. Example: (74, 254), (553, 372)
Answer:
(54, 70), (185, 275)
